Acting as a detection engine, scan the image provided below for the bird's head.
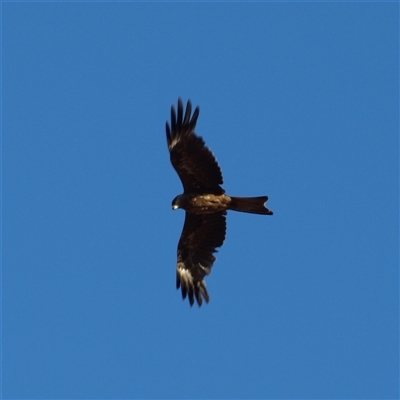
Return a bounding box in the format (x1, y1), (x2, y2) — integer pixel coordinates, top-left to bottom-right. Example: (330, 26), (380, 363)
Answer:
(172, 194), (185, 210)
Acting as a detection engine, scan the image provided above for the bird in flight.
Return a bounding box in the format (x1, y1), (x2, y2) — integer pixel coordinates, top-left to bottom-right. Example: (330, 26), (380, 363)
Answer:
(166, 98), (273, 307)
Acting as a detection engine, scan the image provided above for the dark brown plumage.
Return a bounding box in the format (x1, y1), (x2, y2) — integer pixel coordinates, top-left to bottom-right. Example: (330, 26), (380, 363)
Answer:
(166, 98), (273, 307)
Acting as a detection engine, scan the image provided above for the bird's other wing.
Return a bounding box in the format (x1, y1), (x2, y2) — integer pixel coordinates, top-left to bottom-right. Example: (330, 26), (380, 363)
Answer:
(166, 98), (224, 194)
(176, 211), (227, 306)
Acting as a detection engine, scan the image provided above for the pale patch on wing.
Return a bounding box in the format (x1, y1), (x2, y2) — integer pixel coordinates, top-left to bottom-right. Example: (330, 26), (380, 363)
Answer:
(177, 265), (194, 287)
(168, 135), (182, 151)
(176, 262), (210, 307)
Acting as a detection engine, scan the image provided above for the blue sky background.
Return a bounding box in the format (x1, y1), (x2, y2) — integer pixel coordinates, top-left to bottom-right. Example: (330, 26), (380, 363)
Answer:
(2, 2), (398, 399)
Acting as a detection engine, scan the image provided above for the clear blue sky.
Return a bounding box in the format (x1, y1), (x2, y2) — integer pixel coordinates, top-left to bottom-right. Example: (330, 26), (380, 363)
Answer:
(3, 2), (398, 399)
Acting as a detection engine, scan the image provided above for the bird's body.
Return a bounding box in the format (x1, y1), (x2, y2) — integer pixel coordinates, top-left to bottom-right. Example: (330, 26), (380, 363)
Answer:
(172, 193), (230, 213)
(173, 193), (272, 215)
(166, 98), (273, 307)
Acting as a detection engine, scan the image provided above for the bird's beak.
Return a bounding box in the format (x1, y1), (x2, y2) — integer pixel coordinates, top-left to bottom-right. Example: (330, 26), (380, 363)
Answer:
(172, 205), (179, 210)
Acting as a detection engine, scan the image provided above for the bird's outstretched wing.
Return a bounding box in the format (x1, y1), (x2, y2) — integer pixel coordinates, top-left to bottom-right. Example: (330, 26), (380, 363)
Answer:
(166, 98), (224, 194)
(176, 211), (227, 306)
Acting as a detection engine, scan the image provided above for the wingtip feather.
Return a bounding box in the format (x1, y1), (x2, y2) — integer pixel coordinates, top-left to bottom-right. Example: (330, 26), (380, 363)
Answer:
(170, 104), (176, 131)
(190, 107), (200, 130)
(183, 100), (192, 125)
(166, 122), (171, 145)
(177, 98), (183, 126)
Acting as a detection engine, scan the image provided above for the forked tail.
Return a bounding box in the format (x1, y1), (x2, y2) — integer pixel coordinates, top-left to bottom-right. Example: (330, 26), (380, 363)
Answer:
(229, 196), (273, 215)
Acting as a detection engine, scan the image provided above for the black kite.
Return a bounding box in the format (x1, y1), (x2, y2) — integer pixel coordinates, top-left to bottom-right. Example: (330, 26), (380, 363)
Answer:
(166, 98), (273, 307)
